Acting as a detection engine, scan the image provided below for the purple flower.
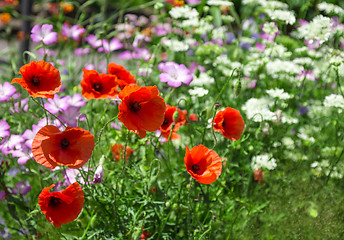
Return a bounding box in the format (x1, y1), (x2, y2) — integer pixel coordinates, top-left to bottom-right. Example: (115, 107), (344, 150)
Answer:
(260, 22), (280, 42)
(10, 98), (29, 114)
(0, 134), (24, 155)
(68, 94), (86, 107)
(0, 120), (10, 138)
(58, 106), (84, 127)
(31, 24), (58, 45)
(75, 48), (91, 56)
(299, 105), (309, 116)
(11, 147), (32, 165)
(85, 34), (102, 48)
(255, 42), (266, 51)
(133, 34), (151, 48)
(186, 0), (201, 4)
(159, 62), (193, 87)
(99, 38), (123, 53)
(38, 48), (57, 57)
(15, 181), (31, 195)
(44, 94), (71, 114)
(61, 23), (85, 41)
(93, 165), (104, 183)
(118, 48), (151, 61)
(154, 23), (172, 37)
(0, 82), (16, 102)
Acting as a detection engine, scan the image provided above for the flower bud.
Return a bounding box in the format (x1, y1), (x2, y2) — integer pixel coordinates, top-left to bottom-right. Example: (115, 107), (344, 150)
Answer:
(93, 165), (104, 184)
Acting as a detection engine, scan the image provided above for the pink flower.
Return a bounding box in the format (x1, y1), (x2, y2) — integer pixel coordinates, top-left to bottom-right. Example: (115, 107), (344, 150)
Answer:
(159, 62), (193, 87)
(85, 34), (102, 49)
(0, 120), (10, 138)
(0, 82), (16, 102)
(31, 24), (58, 45)
(61, 23), (85, 41)
(99, 38), (123, 53)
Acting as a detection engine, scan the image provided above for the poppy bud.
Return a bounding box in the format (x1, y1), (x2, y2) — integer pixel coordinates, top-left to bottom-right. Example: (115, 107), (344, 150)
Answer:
(172, 110), (180, 123)
(234, 78), (241, 97)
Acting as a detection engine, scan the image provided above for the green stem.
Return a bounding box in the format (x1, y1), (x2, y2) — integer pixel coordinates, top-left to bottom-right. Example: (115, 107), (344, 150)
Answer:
(31, 97), (67, 128)
(201, 68), (239, 143)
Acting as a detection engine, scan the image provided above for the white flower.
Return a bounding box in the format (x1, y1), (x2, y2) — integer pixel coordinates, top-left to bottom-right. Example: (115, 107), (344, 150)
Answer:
(212, 27), (227, 39)
(261, 0), (288, 10)
(266, 9), (296, 25)
(163, 39), (189, 52)
(251, 154), (277, 170)
(282, 137), (295, 150)
(195, 19), (213, 34)
(191, 72), (215, 86)
(266, 59), (303, 77)
(318, 2), (344, 15)
(169, 5), (199, 19)
(207, 0), (233, 7)
(296, 15), (332, 44)
(324, 94), (344, 109)
(188, 87), (209, 97)
(242, 98), (276, 122)
(266, 88), (292, 100)
(180, 18), (199, 28)
(263, 22), (279, 35)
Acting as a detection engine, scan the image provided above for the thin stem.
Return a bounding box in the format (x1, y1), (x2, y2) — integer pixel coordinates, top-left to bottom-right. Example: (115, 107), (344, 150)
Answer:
(30, 97), (66, 128)
(201, 68), (239, 143)
(96, 116), (118, 145)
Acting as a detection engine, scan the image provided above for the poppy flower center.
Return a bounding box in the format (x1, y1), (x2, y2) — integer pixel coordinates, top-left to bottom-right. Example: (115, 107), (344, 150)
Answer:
(49, 196), (62, 208)
(162, 118), (169, 126)
(130, 101), (141, 113)
(191, 164), (200, 174)
(92, 83), (103, 92)
(31, 76), (40, 86)
(222, 120), (226, 127)
(60, 138), (70, 149)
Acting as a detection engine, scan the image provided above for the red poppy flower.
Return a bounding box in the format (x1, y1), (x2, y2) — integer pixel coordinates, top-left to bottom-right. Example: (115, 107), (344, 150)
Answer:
(111, 143), (134, 161)
(107, 63), (136, 89)
(118, 85), (166, 138)
(80, 69), (119, 100)
(213, 107), (245, 141)
(32, 125), (95, 169)
(38, 182), (84, 228)
(160, 105), (186, 140)
(184, 145), (222, 184)
(11, 61), (61, 99)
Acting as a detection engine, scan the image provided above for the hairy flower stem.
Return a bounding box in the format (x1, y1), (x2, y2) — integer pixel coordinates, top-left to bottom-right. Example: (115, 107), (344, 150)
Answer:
(31, 97), (67, 128)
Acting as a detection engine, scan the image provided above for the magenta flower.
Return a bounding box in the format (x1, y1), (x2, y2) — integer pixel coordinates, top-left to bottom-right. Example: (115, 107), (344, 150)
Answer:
(75, 48), (91, 56)
(58, 106), (84, 127)
(159, 62), (193, 87)
(31, 24), (58, 45)
(44, 94), (71, 114)
(99, 38), (123, 53)
(0, 82), (16, 102)
(85, 34), (102, 49)
(61, 23), (85, 41)
(0, 120), (10, 138)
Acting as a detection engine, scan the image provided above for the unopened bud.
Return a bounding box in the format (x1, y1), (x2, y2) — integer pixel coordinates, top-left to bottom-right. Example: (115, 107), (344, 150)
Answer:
(234, 78), (241, 97)
(172, 110), (180, 123)
(93, 165), (104, 184)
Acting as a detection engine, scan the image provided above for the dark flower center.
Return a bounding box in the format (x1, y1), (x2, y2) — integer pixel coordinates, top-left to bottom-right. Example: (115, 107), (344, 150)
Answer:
(222, 120), (226, 127)
(130, 101), (141, 113)
(31, 76), (40, 86)
(49, 196), (62, 208)
(60, 138), (70, 149)
(191, 164), (200, 174)
(162, 118), (169, 126)
(92, 83), (103, 93)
